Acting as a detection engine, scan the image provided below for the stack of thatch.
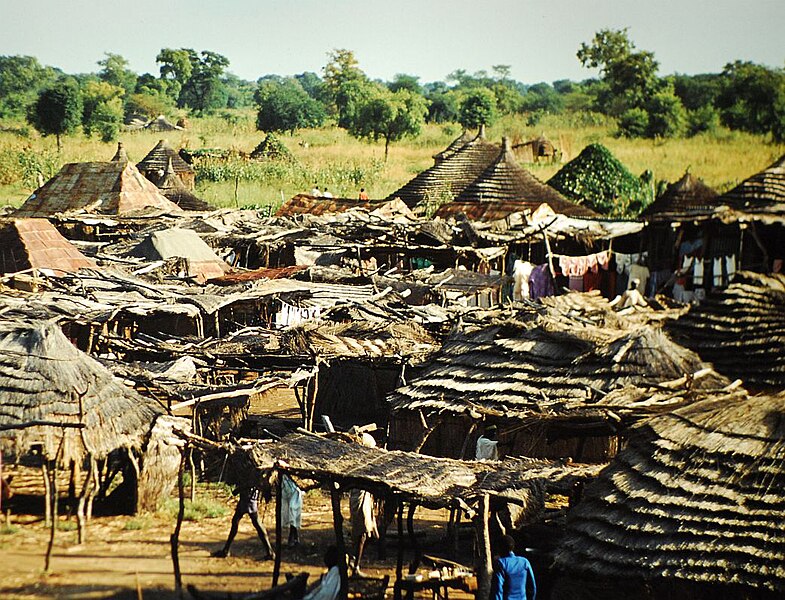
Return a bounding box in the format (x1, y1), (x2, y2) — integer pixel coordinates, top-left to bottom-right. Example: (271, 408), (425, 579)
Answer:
(553, 389), (785, 599)
(667, 271), (785, 388)
(0, 320), (164, 464)
(249, 133), (295, 162)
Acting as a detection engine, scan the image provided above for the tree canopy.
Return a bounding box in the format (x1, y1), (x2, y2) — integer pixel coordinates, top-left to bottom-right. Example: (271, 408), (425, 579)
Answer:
(255, 78), (326, 134)
(27, 79), (83, 150)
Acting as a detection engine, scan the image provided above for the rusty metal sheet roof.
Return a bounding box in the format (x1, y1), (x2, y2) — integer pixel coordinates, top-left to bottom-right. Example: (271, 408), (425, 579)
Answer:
(0, 218), (96, 274)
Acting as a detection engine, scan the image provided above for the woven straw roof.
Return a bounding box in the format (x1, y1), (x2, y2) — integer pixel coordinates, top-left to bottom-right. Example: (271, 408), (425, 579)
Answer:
(0, 320), (164, 464)
(0, 218), (96, 274)
(243, 431), (598, 510)
(156, 159), (213, 211)
(641, 171), (719, 220)
(667, 271), (785, 388)
(554, 389), (785, 594)
(15, 161), (183, 217)
(719, 153), (785, 217)
(386, 127), (500, 209)
(136, 139), (194, 176)
(436, 138), (598, 220)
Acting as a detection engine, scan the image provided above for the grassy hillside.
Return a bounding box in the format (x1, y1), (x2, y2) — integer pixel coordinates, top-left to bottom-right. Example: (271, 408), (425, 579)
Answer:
(1, 110), (782, 212)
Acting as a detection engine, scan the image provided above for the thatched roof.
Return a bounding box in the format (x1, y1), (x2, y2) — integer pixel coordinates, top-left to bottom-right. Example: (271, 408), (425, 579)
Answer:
(389, 318), (728, 422)
(241, 431), (599, 511)
(0, 218), (96, 274)
(15, 161), (183, 217)
(386, 126), (500, 210)
(667, 271), (785, 388)
(127, 228), (230, 282)
(554, 389), (785, 595)
(716, 153), (785, 222)
(249, 133), (295, 161)
(432, 129), (473, 163)
(436, 138), (598, 220)
(156, 159), (213, 211)
(640, 171), (718, 220)
(136, 139), (194, 178)
(0, 320), (165, 464)
(145, 115), (183, 132)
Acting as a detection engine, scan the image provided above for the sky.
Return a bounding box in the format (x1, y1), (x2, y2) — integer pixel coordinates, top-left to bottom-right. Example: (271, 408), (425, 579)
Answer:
(1, 0), (783, 84)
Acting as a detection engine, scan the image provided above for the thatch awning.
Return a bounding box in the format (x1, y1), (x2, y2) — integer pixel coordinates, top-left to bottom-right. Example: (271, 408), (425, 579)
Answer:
(0, 320), (165, 463)
(242, 431), (599, 511)
(554, 389), (785, 594)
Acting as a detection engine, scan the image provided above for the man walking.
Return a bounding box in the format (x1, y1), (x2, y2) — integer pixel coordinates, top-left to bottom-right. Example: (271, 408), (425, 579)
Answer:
(212, 482), (275, 559)
(491, 535), (536, 600)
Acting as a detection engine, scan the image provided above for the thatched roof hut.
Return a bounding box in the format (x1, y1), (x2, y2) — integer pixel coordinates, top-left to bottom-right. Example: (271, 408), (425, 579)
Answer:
(641, 171), (718, 221)
(155, 158), (213, 211)
(0, 320), (164, 465)
(432, 129), (474, 163)
(0, 218), (96, 275)
(15, 159), (183, 218)
(667, 271), (785, 389)
(388, 316), (728, 462)
(513, 135), (557, 163)
(386, 125), (500, 211)
(435, 138), (598, 220)
(136, 139), (196, 190)
(553, 389), (785, 599)
(718, 153), (785, 221)
(144, 115), (184, 132)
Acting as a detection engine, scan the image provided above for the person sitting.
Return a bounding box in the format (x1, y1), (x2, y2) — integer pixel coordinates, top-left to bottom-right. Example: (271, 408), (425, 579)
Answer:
(491, 535), (536, 600)
(476, 425), (500, 460)
(358, 188), (369, 200)
(302, 545), (341, 600)
(311, 184), (322, 197)
(322, 188), (334, 198)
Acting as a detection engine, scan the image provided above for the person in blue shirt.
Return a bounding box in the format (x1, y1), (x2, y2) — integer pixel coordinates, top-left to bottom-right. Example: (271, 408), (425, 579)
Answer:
(491, 535), (536, 600)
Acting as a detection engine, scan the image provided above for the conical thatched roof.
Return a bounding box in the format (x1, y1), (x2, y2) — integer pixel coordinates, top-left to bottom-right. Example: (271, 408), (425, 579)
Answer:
(436, 138), (598, 220)
(144, 115), (183, 132)
(0, 218), (96, 274)
(0, 320), (165, 464)
(432, 129), (473, 163)
(389, 319), (728, 420)
(249, 133), (294, 161)
(548, 143), (652, 216)
(156, 158), (213, 211)
(386, 126), (500, 210)
(717, 153), (785, 219)
(14, 161), (183, 217)
(136, 139), (194, 179)
(554, 389), (785, 596)
(667, 271), (785, 388)
(641, 171), (719, 220)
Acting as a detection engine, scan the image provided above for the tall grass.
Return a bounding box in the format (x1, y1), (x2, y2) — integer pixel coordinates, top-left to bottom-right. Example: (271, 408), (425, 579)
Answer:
(0, 111), (782, 208)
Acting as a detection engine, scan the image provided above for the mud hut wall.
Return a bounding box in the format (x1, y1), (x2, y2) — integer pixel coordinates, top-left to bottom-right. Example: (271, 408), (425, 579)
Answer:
(388, 410), (618, 463)
(314, 361), (399, 430)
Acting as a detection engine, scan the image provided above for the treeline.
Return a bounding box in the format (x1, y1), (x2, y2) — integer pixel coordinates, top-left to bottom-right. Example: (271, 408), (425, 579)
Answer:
(1, 29), (783, 151)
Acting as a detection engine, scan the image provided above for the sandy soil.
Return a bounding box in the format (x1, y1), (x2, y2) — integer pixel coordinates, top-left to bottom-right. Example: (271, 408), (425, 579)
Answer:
(0, 486), (459, 600)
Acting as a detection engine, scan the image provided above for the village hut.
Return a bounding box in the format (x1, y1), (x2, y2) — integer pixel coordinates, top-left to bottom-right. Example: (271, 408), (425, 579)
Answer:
(432, 129), (474, 163)
(513, 135), (557, 163)
(127, 227), (230, 283)
(641, 171), (719, 220)
(386, 125), (500, 212)
(155, 158), (214, 211)
(14, 151), (183, 218)
(435, 138), (598, 221)
(666, 271), (785, 389)
(552, 389), (785, 600)
(144, 115), (184, 132)
(0, 320), (179, 526)
(249, 133), (295, 162)
(388, 316), (728, 463)
(0, 218), (96, 275)
(136, 139), (196, 190)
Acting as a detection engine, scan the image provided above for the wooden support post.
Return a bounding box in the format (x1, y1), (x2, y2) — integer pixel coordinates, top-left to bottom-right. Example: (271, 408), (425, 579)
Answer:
(87, 457), (99, 521)
(44, 460), (58, 572)
(394, 502), (404, 600)
(170, 448), (187, 595)
(330, 483), (349, 600)
(76, 456), (94, 545)
(42, 461), (51, 527)
(307, 370), (320, 433)
(453, 506), (462, 560)
(474, 495), (492, 600)
(406, 503), (421, 574)
(272, 470), (284, 588)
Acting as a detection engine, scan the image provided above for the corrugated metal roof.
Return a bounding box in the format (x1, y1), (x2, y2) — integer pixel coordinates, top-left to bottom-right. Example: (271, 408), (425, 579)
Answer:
(0, 218), (96, 274)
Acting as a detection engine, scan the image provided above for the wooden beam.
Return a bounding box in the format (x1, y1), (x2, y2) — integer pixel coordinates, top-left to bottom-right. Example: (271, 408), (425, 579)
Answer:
(272, 470), (283, 587)
(330, 483), (349, 600)
(474, 494), (492, 600)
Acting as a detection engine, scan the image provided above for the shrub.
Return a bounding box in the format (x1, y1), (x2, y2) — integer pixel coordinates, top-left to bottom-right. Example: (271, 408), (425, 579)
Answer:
(618, 108), (649, 138)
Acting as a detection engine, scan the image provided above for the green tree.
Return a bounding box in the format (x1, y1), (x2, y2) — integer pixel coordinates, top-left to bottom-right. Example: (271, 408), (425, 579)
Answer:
(323, 49), (371, 128)
(97, 53), (137, 99)
(0, 55), (59, 119)
(578, 28), (660, 114)
(646, 85), (686, 138)
(255, 78), (326, 133)
(388, 74), (422, 94)
(716, 61), (785, 140)
(82, 80), (124, 140)
(617, 107), (649, 138)
(349, 87), (428, 160)
(179, 50), (230, 113)
(156, 48), (194, 102)
(27, 79), (83, 151)
(458, 88), (497, 129)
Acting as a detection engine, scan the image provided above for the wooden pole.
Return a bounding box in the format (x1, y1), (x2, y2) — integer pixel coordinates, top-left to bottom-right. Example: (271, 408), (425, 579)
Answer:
(272, 470), (284, 587)
(44, 459), (58, 572)
(170, 447), (187, 596)
(394, 502), (404, 600)
(406, 503), (421, 575)
(76, 456), (94, 544)
(329, 483), (349, 600)
(474, 495), (492, 600)
(42, 461), (51, 527)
